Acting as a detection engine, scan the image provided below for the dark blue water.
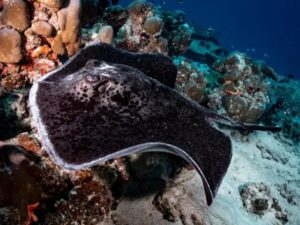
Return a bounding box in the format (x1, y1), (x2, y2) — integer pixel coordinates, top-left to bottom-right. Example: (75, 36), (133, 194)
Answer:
(121, 0), (300, 78)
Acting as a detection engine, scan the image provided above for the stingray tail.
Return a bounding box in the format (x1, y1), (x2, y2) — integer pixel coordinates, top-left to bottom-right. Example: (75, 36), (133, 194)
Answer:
(209, 113), (282, 132)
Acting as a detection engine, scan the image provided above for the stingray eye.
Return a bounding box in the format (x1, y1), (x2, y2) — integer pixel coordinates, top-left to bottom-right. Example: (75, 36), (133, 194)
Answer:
(85, 74), (100, 83)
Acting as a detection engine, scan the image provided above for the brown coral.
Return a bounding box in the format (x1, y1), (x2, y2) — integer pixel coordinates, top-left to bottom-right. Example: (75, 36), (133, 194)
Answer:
(0, 26), (23, 64)
(52, 0), (81, 56)
(31, 20), (55, 38)
(0, 0), (30, 31)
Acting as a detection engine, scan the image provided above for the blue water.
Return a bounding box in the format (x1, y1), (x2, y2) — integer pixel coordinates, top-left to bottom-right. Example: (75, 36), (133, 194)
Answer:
(121, 0), (300, 78)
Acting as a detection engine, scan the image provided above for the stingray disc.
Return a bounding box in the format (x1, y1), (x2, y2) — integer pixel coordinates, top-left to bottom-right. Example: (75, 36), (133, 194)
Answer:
(29, 45), (233, 205)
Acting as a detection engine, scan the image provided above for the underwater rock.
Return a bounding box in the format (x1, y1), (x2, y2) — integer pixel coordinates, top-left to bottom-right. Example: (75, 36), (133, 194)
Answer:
(207, 52), (274, 123)
(43, 179), (112, 224)
(114, 1), (193, 55)
(114, 166), (211, 225)
(115, 0), (168, 54)
(240, 182), (289, 223)
(174, 56), (207, 103)
(153, 178), (211, 225)
(0, 134), (114, 225)
(0, 0), (30, 32)
(240, 182), (271, 215)
(0, 26), (23, 64)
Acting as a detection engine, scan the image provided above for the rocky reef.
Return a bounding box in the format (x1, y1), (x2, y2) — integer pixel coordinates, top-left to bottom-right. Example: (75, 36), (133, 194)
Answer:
(207, 52), (277, 123)
(1, 1), (300, 225)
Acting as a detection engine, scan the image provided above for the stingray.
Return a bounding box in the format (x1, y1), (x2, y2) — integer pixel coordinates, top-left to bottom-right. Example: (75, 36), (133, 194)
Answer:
(29, 43), (280, 205)
(53, 41), (177, 88)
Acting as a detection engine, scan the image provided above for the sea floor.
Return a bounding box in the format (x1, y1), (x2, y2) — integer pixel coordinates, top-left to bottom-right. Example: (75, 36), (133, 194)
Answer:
(108, 131), (300, 225)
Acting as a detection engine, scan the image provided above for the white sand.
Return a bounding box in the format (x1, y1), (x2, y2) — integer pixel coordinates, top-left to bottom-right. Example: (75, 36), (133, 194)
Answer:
(112, 131), (300, 225)
(209, 131), (300, 225)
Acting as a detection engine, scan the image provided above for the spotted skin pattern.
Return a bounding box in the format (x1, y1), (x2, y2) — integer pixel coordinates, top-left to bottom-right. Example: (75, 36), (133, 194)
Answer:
(32, 59), (232, 205)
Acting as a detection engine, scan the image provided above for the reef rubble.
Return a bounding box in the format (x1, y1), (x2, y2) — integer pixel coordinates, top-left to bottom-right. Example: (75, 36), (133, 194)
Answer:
(0, 1), (300, 225)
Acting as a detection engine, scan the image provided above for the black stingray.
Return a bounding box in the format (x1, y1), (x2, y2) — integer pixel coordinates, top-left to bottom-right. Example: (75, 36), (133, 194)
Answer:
(58, 41), (177, 88)
(29, 43), (280, 205)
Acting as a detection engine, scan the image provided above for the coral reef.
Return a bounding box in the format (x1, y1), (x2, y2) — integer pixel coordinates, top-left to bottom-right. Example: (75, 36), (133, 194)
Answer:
(160, 9), (193, 56)
(173, 56), (207, 103)
(0, 0), (118, 90)
(207, 52), (277, 123)
(112, 0), (193, 55)
(0, 1), (300, 225)
(115, 0), (168, 54)
(51, 0), (81, 56)
(0, 136), (113, 225)
(0, 0), (30, 32)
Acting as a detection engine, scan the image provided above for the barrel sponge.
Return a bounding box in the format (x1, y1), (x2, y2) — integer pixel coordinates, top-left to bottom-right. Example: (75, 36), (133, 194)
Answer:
(0, 26), (23, 64)
(0, 0), (30, 32)
(52, 0), (81, 56)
